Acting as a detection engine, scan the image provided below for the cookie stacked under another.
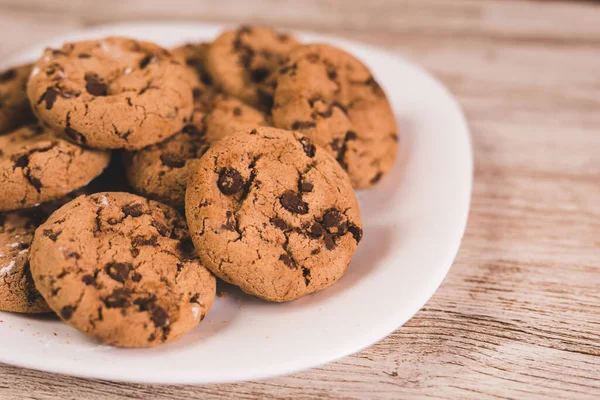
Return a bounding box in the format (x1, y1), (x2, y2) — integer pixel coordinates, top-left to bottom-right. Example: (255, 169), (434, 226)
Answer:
(0, 24), (397, 348)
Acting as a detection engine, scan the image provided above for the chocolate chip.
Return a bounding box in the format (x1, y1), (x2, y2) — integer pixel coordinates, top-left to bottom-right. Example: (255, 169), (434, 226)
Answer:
(151, 306), (170, 327)
(302, 267), (311, 286)
(134, 295), (157, 311)
(324, 234), (336, 250)
(298, 137), (316, 157)
(190, 294), (200, 303)
(160, 152), (186, 168)
(279, 254), (297, 270)
(327, 68), (337, 80)
(78, 53), (91, 59)
(131, 272), (142, 282)
(217, 167), (245, 195)
(233, 107), (242, 116)
(310, 222), (325, 237)
(291, 121), (317, 131)
(38, 87), (59, 110)
(130, 247), (140, 257)
(250, 67), (270, 83)
(346, 130), (358, 140)
(222, 211), (236, 231)
(60, 305), (75, 320)
(365, 76), (384, 96)
(103, 288), (131, 308)
(311, 248), (320, 255)
(122, 203), (144, 217)
(12, 154), (28, 169)
(250, 129), (258, 135)
(257, 89), (274, 111)
(300, 180), (314, 192)
(0, 68), (16, 82)
(322, 209), (344, 230)
(43, 229), (61, 242)
(105, 262), (133, 283)
(82, 275), (95, 285)
(84, 73), (108, 96)
(280, 191), (309, 214)
(139, 54), (154, 69)
(348, 225), (363, 243)
(132, 235), (158, 247)
(152, 220), (171, 237)
(370, 171), (383, 185)
(391, 133), (399, 142)
(270, 217), (289, 231)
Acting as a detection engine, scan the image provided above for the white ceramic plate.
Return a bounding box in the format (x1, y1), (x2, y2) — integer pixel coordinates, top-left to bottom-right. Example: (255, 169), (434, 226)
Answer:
(0, 22), (472, 384)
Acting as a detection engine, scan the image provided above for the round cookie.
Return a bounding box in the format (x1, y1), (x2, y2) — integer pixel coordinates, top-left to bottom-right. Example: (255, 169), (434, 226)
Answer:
(124, 91), (268, 210)
(30, 192), (216, 348)
(0, 208), (51, 313)
(0, 64), (36, 134)
(0, 124), (110, 211)
(205, 25), (299, 110)
(185, 127), (363, 302)
(272, 44), (398, 188)
(27, 37), (195, 150)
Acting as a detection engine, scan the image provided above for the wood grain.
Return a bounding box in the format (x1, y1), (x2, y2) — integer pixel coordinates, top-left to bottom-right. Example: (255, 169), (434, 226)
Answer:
(1, 0), (599, 398)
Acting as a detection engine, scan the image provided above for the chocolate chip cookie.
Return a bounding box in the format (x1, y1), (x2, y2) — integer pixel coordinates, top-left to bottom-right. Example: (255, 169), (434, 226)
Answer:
(30, 192), (216, 348)
(0, 64), (36, 134)
(124, 90), (268, 210)
(205, 25), (299, 111)
(272, 44), (398, 188)
(27, 37), (196, 150)
(185, 127), (363, 302)
(0, 124), (110, 211)
(0, 208), (51, 313)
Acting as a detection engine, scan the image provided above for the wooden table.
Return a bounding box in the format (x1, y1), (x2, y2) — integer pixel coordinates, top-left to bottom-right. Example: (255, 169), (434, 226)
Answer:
(1, 0), (599, 398)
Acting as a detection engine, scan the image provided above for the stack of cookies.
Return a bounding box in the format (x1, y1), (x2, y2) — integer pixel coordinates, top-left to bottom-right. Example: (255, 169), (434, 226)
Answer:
(0, 25), (398, 348)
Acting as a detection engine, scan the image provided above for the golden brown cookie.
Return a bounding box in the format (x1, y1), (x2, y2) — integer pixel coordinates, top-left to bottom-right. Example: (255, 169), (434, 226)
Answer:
(30, 192), (216, 348)
(205, 25), (299, 110)
(0, 208), (51, 313)
(0, 124), (110, 211)
(273, 44), (398, 188)
(185, 127), (363, 302)
(27, 37), (195, 150)
(0, 64), (36, 134)
(124, 90), (268, 210)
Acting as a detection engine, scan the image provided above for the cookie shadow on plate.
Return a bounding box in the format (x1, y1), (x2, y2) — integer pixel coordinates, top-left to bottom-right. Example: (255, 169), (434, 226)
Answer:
(357, 116), (413, 219)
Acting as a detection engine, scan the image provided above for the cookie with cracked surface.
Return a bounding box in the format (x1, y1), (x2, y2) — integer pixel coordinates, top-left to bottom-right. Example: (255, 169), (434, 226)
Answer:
(185, 127), (363, 302)
(0, 64), (36, 134)
(0, 182), (107, 314)
(124, 91), (268, 209)
(0, 124), (110, 211)
(27, 37), (196, 150)
(205, 25), (300, 111)
(272, 43), (398, 188)
(30, 192), (216, 348)
(0, 208), (51, 313)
